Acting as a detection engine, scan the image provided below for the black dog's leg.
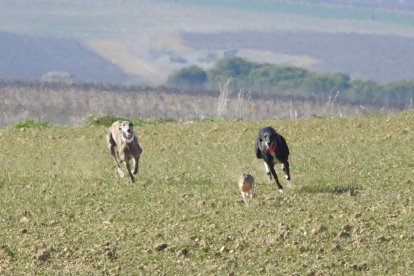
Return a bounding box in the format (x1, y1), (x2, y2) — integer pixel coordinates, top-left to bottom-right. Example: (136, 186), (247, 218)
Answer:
(283, 161), (291, 181)
(267, 171), (272, 180)
(267, 161), (284, 192)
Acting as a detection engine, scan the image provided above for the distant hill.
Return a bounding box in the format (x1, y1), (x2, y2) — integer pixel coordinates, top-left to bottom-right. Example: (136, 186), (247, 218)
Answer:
(0, 32), (130, 83)
(1, 1), (414, 84)
(182, 31), (414, 83)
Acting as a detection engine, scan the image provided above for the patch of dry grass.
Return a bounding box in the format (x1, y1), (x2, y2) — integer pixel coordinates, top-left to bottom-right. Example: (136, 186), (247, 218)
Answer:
(0, 113), (413, 274)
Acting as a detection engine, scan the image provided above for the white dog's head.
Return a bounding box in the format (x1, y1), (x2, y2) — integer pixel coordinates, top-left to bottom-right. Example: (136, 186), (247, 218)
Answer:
(119, 121), (134, 142)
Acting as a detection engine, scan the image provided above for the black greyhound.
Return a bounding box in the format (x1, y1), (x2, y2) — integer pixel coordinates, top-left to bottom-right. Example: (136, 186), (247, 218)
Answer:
(255, 127), (291, 192)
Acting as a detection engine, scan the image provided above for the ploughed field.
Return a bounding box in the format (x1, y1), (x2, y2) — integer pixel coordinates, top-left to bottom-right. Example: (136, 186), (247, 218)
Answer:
(0, 113), (413, 275)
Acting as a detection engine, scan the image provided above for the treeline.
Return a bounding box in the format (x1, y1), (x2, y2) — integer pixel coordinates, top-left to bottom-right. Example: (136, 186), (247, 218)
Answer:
(2, 56), (414, 112)
(166, 57), (414, 109)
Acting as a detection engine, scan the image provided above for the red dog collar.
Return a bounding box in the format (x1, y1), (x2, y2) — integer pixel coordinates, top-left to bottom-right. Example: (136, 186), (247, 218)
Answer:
(264, 143), (277, 152)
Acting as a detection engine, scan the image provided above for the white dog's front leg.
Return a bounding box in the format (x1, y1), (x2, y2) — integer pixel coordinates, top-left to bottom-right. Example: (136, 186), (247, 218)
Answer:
(131, 158), (138, 174)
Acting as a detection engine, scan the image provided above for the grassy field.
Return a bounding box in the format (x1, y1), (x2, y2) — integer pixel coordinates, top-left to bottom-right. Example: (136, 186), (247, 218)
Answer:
(0, 113), (413, 275)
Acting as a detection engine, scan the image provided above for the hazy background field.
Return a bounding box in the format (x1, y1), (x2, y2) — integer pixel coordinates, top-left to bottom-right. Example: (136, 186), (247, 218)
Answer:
(2, 0), (414, 84)
(0, 80), (386, 126)
(0, 113), (413, 274)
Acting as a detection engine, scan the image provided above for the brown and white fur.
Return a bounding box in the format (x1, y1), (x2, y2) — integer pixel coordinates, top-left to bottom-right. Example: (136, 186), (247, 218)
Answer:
(106, 120), (142, 183)
(238, 174), (255, 206)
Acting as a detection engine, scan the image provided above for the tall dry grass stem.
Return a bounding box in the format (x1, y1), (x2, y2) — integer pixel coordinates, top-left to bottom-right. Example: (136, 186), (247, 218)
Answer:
(217, 78), (231, 117)
(236, 89), (251, 119)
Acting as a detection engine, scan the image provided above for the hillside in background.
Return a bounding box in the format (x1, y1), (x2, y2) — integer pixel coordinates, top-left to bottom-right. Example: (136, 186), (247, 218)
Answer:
(0, 32), (130, 83)
(1, 0), (414, 84)
(306, 0), (414, 10)
(181, 31), (414, 83)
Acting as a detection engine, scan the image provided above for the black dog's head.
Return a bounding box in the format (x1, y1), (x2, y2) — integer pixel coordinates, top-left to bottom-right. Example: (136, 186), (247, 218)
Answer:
(260, 128), (278, 152)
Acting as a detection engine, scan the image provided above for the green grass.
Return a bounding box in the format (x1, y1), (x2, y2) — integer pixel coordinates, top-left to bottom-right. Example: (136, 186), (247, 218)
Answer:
(13, 119), (51, 129)
(0, 113), (413, 274)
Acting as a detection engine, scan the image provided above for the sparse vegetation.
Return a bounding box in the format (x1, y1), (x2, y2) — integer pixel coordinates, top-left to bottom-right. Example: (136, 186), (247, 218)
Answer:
(0, 113), (413, 274)
(14, 119), (51, 129)
(0, 79), (405, 127)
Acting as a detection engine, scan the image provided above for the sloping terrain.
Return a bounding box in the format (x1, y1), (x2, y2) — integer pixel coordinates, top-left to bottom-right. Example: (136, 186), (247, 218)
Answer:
(1, 1), (414, 84)
(0, 32), (130, 83)
(182, 31), (414, 82)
